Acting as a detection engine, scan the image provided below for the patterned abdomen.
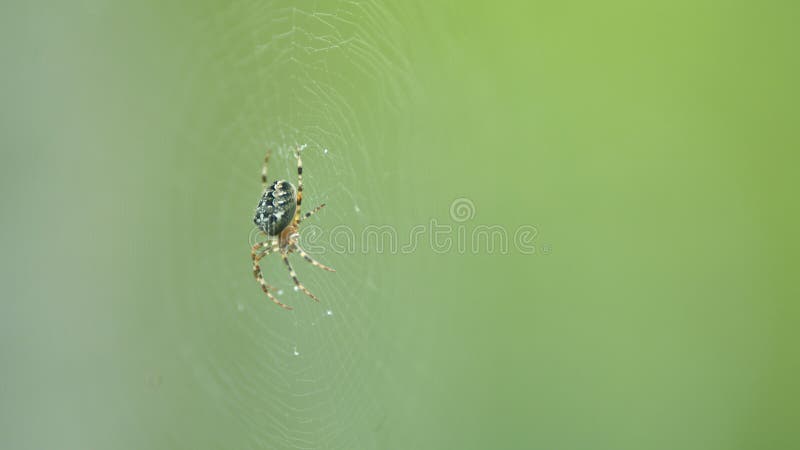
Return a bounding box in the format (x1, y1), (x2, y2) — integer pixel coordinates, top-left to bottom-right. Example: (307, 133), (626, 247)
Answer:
(254, 180), (297, 235)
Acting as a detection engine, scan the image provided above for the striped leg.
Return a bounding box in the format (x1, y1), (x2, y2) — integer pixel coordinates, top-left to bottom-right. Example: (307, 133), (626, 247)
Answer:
(261, 149), (271, 189)
(255, 241), (280, 261)
(281, 252), (319, 302)
(251, 241), (272, 268)
(252, 240), (279, 268)
(292, 244), (336, 272)
(296, 203), (326, 226)
(251, 241), (292, 310)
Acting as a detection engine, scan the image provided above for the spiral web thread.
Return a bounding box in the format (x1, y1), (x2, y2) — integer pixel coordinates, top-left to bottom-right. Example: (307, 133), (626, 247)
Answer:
(175, 1), (411, 449)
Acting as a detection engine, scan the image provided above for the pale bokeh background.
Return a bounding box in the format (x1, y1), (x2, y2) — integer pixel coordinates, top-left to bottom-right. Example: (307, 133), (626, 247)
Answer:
(2, 1), (798, 449)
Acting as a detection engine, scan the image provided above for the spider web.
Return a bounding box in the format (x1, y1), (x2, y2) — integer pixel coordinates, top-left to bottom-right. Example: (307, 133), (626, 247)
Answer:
(167, 1), (411, 449)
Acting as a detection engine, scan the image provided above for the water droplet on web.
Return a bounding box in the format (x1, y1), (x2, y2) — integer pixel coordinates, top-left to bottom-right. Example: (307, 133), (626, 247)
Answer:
(277, 289), (284, 296)
(323, 148), (329, 155)
(293, 347), (300, 356)
(354, 205), (361, 213)
(293, 286), (299, 292)
(325, 309), (333, 316)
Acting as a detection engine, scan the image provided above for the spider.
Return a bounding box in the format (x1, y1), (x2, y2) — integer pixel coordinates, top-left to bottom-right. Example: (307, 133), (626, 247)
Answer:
(251, 146), (335, 310)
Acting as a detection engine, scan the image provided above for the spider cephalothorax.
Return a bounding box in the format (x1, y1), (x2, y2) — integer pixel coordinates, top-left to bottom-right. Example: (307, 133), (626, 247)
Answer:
(250, 146), (335, 310)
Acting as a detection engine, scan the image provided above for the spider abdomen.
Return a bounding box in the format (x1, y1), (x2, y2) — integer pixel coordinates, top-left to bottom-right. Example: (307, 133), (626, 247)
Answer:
(254, 180), (297, 235)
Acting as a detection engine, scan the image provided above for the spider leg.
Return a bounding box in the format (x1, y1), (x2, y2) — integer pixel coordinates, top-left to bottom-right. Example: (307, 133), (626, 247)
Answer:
(252, 241), (292, 310)
(295, 203), (326, 226)
(255, 242), (279, 261)
(252, 240), (272, 265)
(291, 243), (336, 272)
(261, 149), (271, 189)
(281, 251), (319, 302)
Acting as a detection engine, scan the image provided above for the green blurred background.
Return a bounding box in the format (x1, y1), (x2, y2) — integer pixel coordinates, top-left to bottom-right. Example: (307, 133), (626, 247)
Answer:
(2, 1), (798, 449)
